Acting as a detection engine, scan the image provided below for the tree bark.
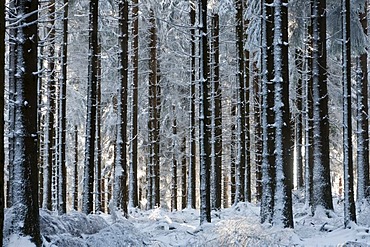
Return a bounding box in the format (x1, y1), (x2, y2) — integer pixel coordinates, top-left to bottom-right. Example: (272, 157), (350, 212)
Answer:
(83, 0), (99, 214)
(9, 0), (42, 243)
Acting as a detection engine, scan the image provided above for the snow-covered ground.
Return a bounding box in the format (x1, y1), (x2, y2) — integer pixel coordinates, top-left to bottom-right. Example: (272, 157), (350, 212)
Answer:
(5, 195), (370, 246)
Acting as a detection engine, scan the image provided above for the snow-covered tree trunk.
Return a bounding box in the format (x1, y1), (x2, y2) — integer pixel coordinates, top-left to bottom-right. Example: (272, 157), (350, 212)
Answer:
(356, 2), (369, 203)
(294, 49), (304, 189)
(311, 0), (333, 212)
(43, 0), (56, 211)
(272, 0), (293, 228)
(95, 42), (102, 213)
(199, 0), (211, 224)
(342, 0), (356, 227)
(83, 0), (99, 215)
(7, 0), (17, 208)
(230, 103), (236, 204)
(129, 0), (139, 208)
(187, 0), (197, 209)
(253, 60), (262, 201)
(57, 0), (69, 214)
(181, 137), (187, 209)
(73, 125), (79, 211)
(211, 10), (222, 210)
(235, 0), (246, 204)
(171, 105), (178, 211)
(260, 0), (275, 225)
(8, 0), (42, 244)
(304, 25), (314, 208)
(0, 0), (5, 243)
(243, 1), (251, 203)
(147, 8), (161, 209)
(114, 0), (129, 216)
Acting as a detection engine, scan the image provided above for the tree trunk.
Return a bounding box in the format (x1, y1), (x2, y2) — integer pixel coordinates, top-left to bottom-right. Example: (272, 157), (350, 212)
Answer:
(74, 126), (79, 211)
(272, 0), (293, 227)
(114, 0), (129, 216)
(342, 0), (356, 227)
(58, 0), (69, 214)
(181, 137), (187, 209)
(188, 0), (197, 209)
(311, 0), (333, 212)
(356, 2), (369, 203)
(260, 0), (275, 225)
(235, 0), (245, 204)
(295, 49), (304, 189)
(9, 0), (41, 243)
(199, 0), (211, 224)
(0, 0), (5, 243)
(43, 0), (56, 211)
(83, 0), (99, 215)
(129, 0), (139, 208)
(171, 105), (178, 211)
(211, 11), (222, 210)
(95, 42), (102, 213)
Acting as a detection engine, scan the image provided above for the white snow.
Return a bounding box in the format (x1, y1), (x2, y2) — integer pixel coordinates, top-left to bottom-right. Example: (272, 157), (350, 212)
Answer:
(4, 196), (370, 246)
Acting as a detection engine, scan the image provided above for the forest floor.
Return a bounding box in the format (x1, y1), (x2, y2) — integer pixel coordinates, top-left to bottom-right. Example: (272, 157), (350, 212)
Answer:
(5, 193), (370, 246)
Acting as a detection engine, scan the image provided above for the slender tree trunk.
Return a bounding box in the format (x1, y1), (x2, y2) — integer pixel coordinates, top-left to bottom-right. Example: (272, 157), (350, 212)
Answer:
(199, 0), (211, 224)
(83, 0), (99, 214)
(272, 0), (293, 227)
(114, 0), (129, 216)
(211, 11), (222, 210)
(243, 2), (251, 202)
(58, 0), (69, 214)
(129, 0), (139, 208)
(74, 126), (79, 211)
(43, 0), (56, 211)
(9, 0), (41, 243)
(356, 2), (369, 202)
(342, 0), (356, 227)
(235, 0), (245, 204)
(230, 102), (236, 204)
(0, 0), (5, 243)
(311, 0), (333, 212)
(295, 49), (304, 189)
(261, 0), (275, 224)
(95, 43), (102, 213)
(188, 0), (197, 209)
(253, 60), (262, 201)
(7, 1), (17, 208)
(171, 106), (178, 211)
(181, 137), (187, 209)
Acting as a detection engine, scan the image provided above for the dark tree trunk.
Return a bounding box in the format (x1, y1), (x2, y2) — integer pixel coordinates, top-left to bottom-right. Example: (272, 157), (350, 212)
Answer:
(171, 106), (178, 211)
(95, 42), (102, 213)
(235, 0), (245, 204)
(230, 103), (236, 205)
(114, 0), (129, 216)
(311, 0), (333, 212)
(261, 0), (276, 224)
(181, 137), (187, 209)
(58, 0), (69, 214)
(356, 2), (369, 203)
(342, 0), (356, 227)
(129, 0), (139, 208)
(273, 0), (293, 227)
(83, 0), (99, 214)
(211, 11), (222, 210)
(74, 126), (79, 211)
(199, 0), (211, 224)
(9, 0), (41, 244)
(0, 0), (5, 243)
(295, 49), (304, 189)
(7, 1), (17, 208)
(148, 8), (160, 208)
(253, 60), (262, 201)
(188, 0), (197, 209)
